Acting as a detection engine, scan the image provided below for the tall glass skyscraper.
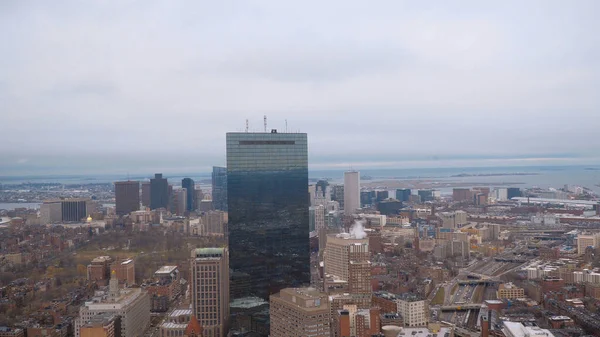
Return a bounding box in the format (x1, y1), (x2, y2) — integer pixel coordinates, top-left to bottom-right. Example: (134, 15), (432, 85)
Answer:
(181, 178), (195, 212)
(212, 166), (228, 211)
(227, 131), (309, 299)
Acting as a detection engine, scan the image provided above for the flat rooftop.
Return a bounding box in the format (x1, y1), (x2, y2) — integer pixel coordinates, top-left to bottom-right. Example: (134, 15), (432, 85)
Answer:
(155, 266), (178, 274)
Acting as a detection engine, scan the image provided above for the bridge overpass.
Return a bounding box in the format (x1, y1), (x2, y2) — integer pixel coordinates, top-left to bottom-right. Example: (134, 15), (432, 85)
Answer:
(458, 279), (501, 285)
(440, 304), (482, 311)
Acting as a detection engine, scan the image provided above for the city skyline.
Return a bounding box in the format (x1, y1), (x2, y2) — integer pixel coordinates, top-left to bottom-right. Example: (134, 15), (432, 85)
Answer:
(2, 1), (600, 175)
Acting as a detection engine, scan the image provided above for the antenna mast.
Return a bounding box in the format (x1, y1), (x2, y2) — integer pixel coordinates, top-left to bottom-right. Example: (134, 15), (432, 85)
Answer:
(285, 119), (288, 132)
(264, 115), (267, 132)
(245, 119), (249, 132)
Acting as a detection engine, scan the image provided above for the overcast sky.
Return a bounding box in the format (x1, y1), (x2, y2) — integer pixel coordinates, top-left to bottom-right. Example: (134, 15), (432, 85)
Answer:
(2, 1), (599, 175)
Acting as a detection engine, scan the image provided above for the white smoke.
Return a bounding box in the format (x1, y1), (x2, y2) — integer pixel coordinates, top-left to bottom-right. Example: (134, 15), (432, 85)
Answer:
(349, 220), (367, 239)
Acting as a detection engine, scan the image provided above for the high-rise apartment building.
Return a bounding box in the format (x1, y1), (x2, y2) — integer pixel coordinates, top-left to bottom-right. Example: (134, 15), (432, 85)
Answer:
(227, 131), (309, 299)
(87, 256), (113, 286)
(141, 182), (151, 208)
(115, 181), (140, 216)
(396, 294), (428, 327)
(577, 232), (600, 255)
(150, 174), (169, 210)
(191, 248), (229, 337)
(212, 167), (228, 212)
(111, 258), (135, 285)
(344, 171), (360, 215)
(270, 288), (331, 337)
(182, 178), (196, 212)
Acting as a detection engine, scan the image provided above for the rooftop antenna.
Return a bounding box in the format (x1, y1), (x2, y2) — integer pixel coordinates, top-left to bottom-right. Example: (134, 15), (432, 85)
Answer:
(264, 115), (267, 132)
(285, 119), (288, 132)
(245, 119), (249, 133)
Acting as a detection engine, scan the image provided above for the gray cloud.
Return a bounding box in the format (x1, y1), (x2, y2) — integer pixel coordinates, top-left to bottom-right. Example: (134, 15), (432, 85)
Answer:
(1, 0), (599, 175)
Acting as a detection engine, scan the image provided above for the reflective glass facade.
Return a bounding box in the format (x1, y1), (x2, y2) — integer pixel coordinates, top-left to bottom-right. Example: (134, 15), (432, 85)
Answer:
(227, 132), (309, 299)
(212, 166), (228, 211)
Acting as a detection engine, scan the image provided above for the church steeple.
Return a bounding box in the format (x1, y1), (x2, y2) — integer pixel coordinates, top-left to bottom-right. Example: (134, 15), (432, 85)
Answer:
(184, 315), (203, 337)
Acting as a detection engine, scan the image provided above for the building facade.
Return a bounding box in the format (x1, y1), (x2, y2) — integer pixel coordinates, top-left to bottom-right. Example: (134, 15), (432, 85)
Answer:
(497, 283), (525, 299)
(211, 167), (227, 212)
(150, 173), (169, 210)
(396, 295), (428, 327)
(324, 234), (371, 307)
(141, 182), (151, 207)
(395, 189), (411, 202)
(115, 181), (140, 216)
(577, 232), (600, 255)
(344, 171), (360, 215)
(40, 198), (95, 223)
(76, 273), (150, 337)
(227, 131), (309, 299)
(191, 248), (229, 337)
(270, 288), (330, 337)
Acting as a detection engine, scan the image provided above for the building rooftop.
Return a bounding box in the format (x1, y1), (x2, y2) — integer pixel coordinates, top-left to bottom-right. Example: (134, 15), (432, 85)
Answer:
(155, 266), (178, 275)
(161, 322), (188, 329)
(503, 321), (555, 337)
(396, 327), (452, 337)
(169, 309), (192, 318)
(91, 256), (112, 263)
(193, 247), (225, 257)
(229, 296), (268, 309)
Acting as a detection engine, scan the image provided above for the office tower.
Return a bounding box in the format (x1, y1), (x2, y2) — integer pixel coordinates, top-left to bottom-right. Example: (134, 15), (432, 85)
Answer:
(227, 131), (309, 299)
(395, 189), (411, 202)
(344, 171), (360, 215)
(150, 174), (169, 210)
(270, 288), (331, 337)
(115, 181), (140, 216)
(212, 167), (228, 211)
(360, 191), (372, 207)
(170, 188), (187, 216)
(452, 188), (471, 202)
(141, 182), (151, 207)
(331, 185), (344, 209)
(377, 199), (402, 216)
(191, 248), (230, 337)
(375, 190), (389, 202)
(75, 271), (150, 337)
(309, 205), (326, 232)
(40, 198), (95, 223)
(182, 178), (196, 212)
(324, 233), (371, 308)
(417, 190), (433, 202)
(507, 187), (521, 199)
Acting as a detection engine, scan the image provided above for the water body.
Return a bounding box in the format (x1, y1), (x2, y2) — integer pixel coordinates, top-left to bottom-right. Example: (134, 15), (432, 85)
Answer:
(1, 165), (600, 210)
(0, 202), (41, 210)
(310, 165), (600, 194)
